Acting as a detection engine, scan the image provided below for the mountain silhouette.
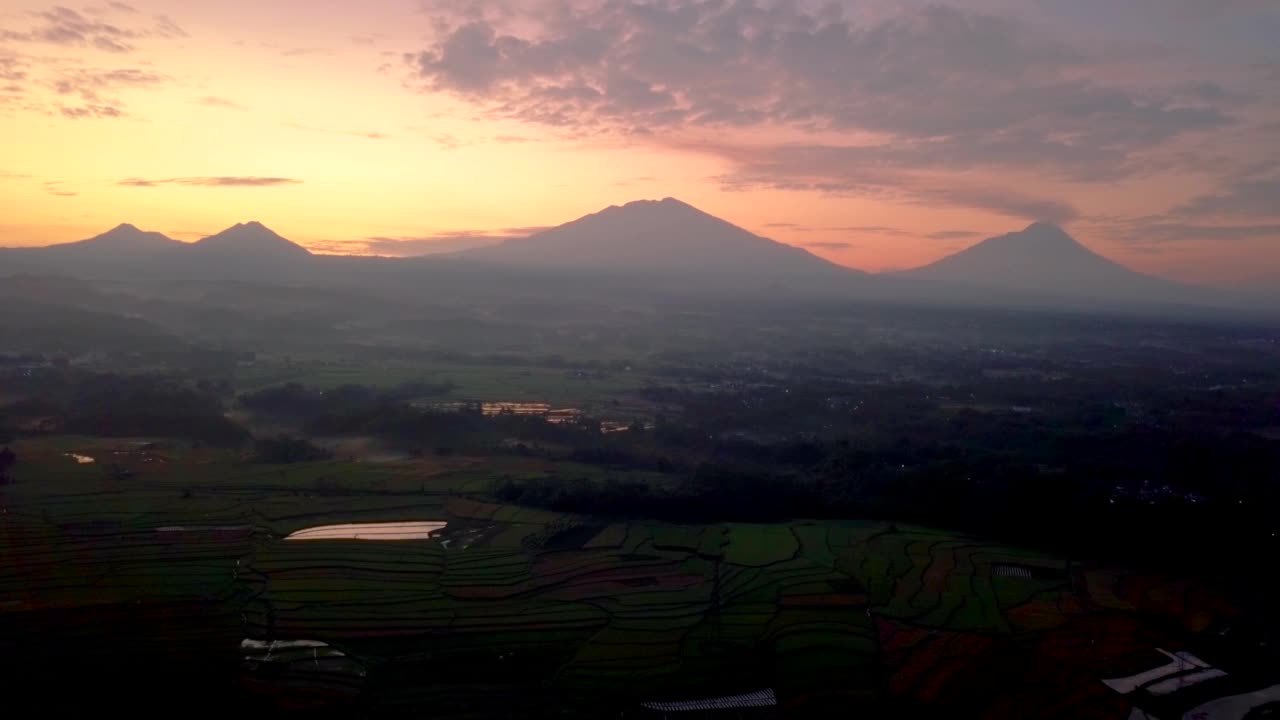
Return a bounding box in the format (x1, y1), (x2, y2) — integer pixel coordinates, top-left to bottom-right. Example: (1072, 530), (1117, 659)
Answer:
(0, 220), (310, 280)
(899, 222), (1188, 303)
(0, 214), (1259, 312)
(193, 221), (311, 258)
(48, 223), (183, 252)
(458, 198), (854, 279)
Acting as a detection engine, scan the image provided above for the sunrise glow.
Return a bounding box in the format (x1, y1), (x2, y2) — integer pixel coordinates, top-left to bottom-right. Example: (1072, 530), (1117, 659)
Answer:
(2, 0), (1277, 286)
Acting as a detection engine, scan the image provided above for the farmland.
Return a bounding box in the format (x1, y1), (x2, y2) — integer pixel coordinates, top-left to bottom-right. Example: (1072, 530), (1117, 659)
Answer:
(2, 283), (1279, 717)
(1, 441), (1267, 718)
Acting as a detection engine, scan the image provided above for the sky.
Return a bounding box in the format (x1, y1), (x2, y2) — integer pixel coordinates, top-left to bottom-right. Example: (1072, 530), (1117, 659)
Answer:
(1, 0), (1277, 287)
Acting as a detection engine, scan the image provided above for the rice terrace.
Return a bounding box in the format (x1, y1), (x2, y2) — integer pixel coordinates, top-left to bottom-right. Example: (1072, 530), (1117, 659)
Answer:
(2, 436), (1276, 718)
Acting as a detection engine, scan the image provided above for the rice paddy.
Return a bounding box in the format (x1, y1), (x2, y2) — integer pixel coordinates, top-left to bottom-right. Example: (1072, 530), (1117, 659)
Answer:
(0, 440), (1271, 717)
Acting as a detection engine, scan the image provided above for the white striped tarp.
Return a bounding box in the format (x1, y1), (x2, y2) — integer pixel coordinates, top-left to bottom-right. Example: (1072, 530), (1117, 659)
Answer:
(641, 688), (777, 712)
(993, 565), (1034, 579)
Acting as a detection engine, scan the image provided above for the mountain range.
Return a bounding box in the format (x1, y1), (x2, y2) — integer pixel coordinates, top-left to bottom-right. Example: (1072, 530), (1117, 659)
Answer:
(39, 220), (310, 258)
(0, 199), (1262, 314)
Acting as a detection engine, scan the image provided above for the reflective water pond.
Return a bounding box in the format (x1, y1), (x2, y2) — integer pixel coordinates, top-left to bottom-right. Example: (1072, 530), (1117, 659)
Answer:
(241, 638), (366, 677)
(283, 521), (447, 541)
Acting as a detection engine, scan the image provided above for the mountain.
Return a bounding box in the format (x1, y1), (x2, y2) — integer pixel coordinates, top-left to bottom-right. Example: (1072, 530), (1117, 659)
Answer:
(0, 223), (184, 277)
(456, 198), (855, 281)
(898, 222), (1194, 305)
(47, 223), (183, 253)
(0, 221), (311, 281)
(192, 221), (311, 258)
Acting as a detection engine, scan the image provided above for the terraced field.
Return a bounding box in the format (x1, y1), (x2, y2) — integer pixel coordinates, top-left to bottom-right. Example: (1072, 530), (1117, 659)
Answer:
(0, 443), (1271, 718)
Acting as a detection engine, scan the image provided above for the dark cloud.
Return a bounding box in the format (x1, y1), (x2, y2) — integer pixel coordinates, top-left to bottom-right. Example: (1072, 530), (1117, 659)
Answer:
(42, 180), (78, 196)
(612, 175), (659, 187)
(20, 7), (137, 52)
(918, 187), (1080, 224)
(118, 177), (303, 187)
(2, 6), (184, 53)
(828, 226), (914, 238)
(267, 44), (334, 57)
(804, 241), (856, 251)
(151, 15), (186, 38)
(195, 96), (247, 111)
(765, 223), (933, 238)
(926, 230), (985, 241)
(706, 140), (1080, 223)
(424, 226), (550, 241)
(0, 51), (31, 101)
(365, 236), (501, 255)
(60, 104), (123, 118)
(40, 66), (169, 118)
(1170, 81), (1257, 105)
(493, 226), (549, 236)
(91, 36), (131, 53)
(0, 60), (26, 82)
(0, 28), (173, 117)
(317, 225), (551, 256)
(52, 67), (169, 99)
(1173, 177), (1280, 218)
(1127, 245), (1169, 256)
(433, 133), (469, 150)
(283, 122), (388, 139)
(1129, 222), (1280, 243)
(405, 1), (1235, 185)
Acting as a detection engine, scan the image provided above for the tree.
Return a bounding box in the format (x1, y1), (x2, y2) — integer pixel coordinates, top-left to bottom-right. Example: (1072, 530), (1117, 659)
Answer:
(253, 434), (332, 464)
(104, 462), (134, 481)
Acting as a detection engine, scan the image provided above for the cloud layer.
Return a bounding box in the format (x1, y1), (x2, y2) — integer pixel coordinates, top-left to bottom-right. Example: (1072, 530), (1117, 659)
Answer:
(119, 176), (303, 187)
(1, 6), (185, 54)
(1, 5), (184, 119)
(405, 1), (1273, 223)
(314, 226), (552, 256)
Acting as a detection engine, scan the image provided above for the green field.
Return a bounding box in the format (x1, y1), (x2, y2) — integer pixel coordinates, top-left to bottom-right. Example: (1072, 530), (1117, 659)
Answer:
(0, 438), (1253, 718)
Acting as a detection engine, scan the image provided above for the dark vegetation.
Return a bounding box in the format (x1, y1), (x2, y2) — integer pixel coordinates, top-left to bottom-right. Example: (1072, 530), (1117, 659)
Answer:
(0, 446), (14, 484)
(1, 370), (248, 445)
(252, 434), (332, 463)
(2, 279), (1278, 607)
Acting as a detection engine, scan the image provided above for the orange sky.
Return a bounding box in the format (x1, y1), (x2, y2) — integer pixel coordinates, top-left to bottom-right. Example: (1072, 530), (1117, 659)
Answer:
(1, 1), (1277, 286)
